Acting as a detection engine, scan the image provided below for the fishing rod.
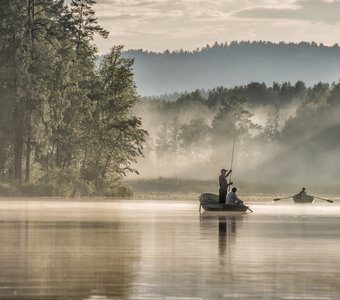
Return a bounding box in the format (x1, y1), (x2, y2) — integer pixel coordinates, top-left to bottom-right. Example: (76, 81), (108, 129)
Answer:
(228, 133), (236, 192)
(224, 98), (254, 212)
(228, 130), (254, 213)
(228, 101), (239, 192)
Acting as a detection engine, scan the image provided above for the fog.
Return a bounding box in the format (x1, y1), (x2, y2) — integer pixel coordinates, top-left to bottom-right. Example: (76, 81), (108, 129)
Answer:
(126, 83), (340, 194)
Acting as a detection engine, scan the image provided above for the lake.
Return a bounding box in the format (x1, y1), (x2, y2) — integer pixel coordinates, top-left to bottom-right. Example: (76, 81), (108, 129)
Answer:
(0, 198), (339, 299)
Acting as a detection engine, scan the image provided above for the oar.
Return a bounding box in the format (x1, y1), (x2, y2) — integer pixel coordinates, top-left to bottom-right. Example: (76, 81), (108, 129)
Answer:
(273, 195), (294, 201)
(311, 196), (334, 203)
(239, 200), (253, 213)
(246, 206), (253, 213)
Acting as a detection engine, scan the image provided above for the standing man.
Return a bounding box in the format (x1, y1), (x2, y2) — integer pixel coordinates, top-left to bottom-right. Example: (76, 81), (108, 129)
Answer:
(219, 168), (232, 204)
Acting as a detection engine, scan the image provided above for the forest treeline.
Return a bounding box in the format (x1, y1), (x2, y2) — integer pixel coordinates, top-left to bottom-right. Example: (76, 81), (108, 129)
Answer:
(123, 41), (340, 95)
(134, 81), (340, 192)
(2, 1), (340, 196)
(0, 1), (146, 196)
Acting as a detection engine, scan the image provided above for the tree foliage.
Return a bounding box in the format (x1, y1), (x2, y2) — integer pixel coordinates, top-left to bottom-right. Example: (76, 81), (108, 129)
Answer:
(0, 1), (146, 196)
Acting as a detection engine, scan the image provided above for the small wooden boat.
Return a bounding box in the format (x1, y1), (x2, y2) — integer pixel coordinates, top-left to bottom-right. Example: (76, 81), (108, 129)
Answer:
(292, 194), (314, 203)
(199, 193), (249, 212)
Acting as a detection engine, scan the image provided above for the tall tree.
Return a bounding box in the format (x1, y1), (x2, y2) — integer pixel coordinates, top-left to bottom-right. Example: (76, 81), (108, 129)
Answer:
(81, 46), (147, 193)
(34, 0), (109, 186)
(0, 0), (29, 182)
(0, 1), (147, 195)
(68, 0), (108, 55)
(0, 0), (66, 183)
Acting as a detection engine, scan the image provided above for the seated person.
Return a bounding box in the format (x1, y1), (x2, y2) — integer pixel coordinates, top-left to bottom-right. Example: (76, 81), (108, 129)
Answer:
(294, 187), (307, 199)
(225, 187), (243, 206)
(299, 187), (307, 199)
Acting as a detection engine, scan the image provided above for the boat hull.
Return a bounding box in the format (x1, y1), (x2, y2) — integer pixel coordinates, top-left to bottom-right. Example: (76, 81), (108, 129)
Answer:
(293, 195), (314, 203)
(199, 193), (249, 212)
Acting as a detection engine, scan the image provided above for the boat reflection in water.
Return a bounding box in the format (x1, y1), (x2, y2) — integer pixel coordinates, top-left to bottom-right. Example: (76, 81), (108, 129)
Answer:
(218, 216), (237, 260)
(200, 212), (244, 266)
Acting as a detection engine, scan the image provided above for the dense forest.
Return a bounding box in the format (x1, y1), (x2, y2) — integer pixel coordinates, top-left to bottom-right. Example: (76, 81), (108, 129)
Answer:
(123, 42), (340, 95)
(131, 81), (340, 193)
(0, 0), (146, 196)
(2, 2), (340, 197)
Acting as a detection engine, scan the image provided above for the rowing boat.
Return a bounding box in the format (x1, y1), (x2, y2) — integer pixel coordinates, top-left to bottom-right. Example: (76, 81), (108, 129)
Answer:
(292, 194), (314, 203)
(199, 193), (249, 212)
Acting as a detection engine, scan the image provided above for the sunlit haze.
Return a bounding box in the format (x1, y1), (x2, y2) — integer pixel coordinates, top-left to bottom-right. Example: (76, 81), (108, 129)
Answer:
(93, 0), (340, 53)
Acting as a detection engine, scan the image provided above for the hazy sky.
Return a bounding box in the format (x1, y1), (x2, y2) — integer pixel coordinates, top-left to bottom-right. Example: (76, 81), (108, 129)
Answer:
(92, 0), (340, 53)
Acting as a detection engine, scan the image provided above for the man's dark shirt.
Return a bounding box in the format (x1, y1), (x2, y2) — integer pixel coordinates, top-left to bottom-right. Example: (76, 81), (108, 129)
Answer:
(219, 174), (228, 191)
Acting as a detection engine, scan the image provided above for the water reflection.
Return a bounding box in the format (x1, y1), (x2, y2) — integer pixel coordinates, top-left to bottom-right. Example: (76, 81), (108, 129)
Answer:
(200, 213), (244, 266)
(218, 216), (236, 259)
(1, 200), (340, 299)
(0, 220), (141, 300)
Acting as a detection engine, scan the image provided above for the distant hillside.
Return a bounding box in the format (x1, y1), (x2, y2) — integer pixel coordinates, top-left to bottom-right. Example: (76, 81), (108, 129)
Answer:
(122, 41), (340, 96)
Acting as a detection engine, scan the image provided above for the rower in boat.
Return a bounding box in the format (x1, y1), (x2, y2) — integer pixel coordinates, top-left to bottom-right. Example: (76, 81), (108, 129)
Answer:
(296, 187), (307, 199)
(274, 188), (333, 203)
(292, 187), (314, 203)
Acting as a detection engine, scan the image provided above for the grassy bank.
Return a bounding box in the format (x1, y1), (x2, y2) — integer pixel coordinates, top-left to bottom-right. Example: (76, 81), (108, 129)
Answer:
(125, 178), (340, 197)
(126, 178), (217, 194)
(125, 178), (284, 194)
(2, 178), (339, 199)
(0, 182), (133, 198)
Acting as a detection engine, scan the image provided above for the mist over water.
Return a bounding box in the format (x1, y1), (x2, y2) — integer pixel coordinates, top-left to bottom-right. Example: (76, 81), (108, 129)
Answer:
(128, 83), (340, 194)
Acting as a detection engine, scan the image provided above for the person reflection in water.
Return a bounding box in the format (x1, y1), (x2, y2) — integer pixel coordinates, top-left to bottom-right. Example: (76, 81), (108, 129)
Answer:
(219, 168), (232, 204)
(219, 216), (237, 263)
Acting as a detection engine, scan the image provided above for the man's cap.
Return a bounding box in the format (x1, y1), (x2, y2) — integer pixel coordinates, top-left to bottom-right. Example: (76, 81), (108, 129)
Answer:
(221, 168), (227, 172)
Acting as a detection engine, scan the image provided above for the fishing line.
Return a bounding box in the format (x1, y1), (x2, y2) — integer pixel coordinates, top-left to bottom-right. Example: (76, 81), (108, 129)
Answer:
(228, 105), (238, 192)
(229, 133), (236, 192)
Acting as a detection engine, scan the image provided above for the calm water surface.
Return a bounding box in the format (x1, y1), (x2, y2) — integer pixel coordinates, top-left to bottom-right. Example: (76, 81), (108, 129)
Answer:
(0, 199), (340, 299)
